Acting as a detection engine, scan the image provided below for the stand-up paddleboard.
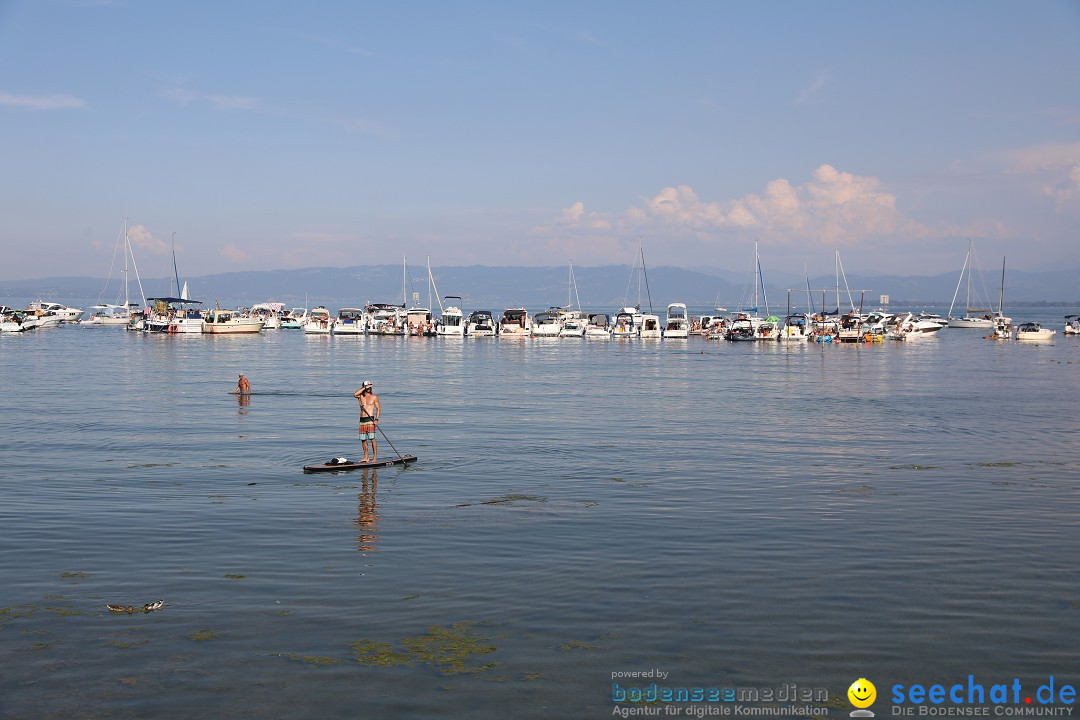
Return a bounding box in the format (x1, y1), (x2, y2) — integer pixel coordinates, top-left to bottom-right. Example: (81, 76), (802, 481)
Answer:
(303, 455), (417, 473)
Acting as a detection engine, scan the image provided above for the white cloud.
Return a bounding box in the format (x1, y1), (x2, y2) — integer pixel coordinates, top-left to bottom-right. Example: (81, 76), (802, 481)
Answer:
(794, 70), (829, 105)
(159, 87), (259, 110)
(999, 141), (1080, 210)
(549, 164), (934, 252)
(126, 224), (169, 254)
(0, 91), (86, 110)
(220, 244), (251, 263)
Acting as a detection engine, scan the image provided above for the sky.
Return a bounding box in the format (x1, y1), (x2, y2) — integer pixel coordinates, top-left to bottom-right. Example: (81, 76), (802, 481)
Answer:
(1, 0), (1079, 281)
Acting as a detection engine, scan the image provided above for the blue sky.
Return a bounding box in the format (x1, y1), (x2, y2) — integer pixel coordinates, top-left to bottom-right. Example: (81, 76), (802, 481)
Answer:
(2, 0), (1079, 281)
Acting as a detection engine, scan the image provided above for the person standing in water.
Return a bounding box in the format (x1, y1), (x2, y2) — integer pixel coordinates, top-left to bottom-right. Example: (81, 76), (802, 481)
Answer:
(230, 374), (251, 395)
(353, 380), (381, 462)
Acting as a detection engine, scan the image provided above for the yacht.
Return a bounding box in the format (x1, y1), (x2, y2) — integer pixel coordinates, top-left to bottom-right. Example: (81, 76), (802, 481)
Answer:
(1063, 315), (1080, 336)
(558, 311), (587, 337)
(664, 303), (689, 339)
(365, 303), (405, 335)
(251, 302), (285, 329)
(203, 309), (264, 334)
(887, 313), (944, 340)
(531, 308), (564, 337)
(639, 314), (662, 339)
(437, 297), (466, 337)
(584, 313), (611, 338)
(465, 310), (497, 337)
(1015, 322), (1056, 341)
(611, 310), (638, 338)
(778, 314), (810, 341)
(333, 308), (366, 335)
(499, 308), (531, 337)
(26, 301), (84, 323)
(303, 306), (333, 334)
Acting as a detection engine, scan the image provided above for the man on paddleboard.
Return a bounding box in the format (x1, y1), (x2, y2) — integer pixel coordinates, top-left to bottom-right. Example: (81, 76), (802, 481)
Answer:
(353, 381), (381, 462)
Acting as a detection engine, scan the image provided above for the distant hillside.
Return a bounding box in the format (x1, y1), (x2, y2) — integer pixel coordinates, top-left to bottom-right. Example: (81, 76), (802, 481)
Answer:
(2, 264), (1078, 309)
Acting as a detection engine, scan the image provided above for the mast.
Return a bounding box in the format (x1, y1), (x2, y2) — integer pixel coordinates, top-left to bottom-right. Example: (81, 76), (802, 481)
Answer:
(997, 256), (1006, 317)
(402, 255), (407, 307)
(640, 245), (653, 314)
(171, 232), (180, 297)
(757, 244), (769, 317)
(428, 258), (445, 314)
(122, 218), (130, 308)
(948, 242), (971, 320)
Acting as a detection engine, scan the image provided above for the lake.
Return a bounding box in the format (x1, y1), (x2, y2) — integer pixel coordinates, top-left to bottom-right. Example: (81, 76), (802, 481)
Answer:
(1, 306), (1078, 719)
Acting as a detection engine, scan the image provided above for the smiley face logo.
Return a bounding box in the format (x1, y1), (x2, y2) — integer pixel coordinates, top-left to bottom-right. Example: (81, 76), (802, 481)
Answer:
(848, 678), (876, 709)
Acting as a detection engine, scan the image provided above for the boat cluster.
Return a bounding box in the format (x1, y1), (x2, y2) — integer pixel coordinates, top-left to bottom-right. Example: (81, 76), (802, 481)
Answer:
(9, 298), (1072, 342)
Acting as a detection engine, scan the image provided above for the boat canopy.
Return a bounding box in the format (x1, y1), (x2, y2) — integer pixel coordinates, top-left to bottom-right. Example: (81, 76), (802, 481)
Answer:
(147, 297), (202, 305)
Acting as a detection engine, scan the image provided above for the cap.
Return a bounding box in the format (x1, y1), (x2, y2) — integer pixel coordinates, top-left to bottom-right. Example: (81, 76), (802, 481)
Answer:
(360, 380), (373, 391)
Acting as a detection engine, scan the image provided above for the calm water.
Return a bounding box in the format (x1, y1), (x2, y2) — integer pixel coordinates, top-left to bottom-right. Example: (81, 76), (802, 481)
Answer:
(2, 307), (1079, 719)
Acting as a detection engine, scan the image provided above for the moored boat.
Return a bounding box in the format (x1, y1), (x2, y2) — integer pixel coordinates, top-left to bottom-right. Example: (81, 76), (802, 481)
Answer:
(437, 297), (465, 337)
(664, 303), (689, 339)
(333, 308), (366, 336)
(499, 308), (531, 337)
(303, 306), (333, 334)
(1015, 322), (1055, 341)
(203, 309), (264, 334)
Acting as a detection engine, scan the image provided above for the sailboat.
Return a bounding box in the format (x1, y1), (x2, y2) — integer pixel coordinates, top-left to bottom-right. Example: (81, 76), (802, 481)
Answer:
(558, 261), (589, 337)
(146, 233), (205, 333)
(614, 244), (654, 338)
(985, 257), (1012, 340)
(87, 218), (148, 327)
(947, 240), (1008, 328)
(729, 241), (778, 340)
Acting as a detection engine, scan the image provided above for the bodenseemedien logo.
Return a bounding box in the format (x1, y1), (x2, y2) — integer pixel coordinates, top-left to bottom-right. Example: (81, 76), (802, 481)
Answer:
(849, 678), (877, 717)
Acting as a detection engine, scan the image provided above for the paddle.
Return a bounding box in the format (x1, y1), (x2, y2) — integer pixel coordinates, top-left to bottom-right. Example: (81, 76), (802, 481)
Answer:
(373, 420), (406, 463)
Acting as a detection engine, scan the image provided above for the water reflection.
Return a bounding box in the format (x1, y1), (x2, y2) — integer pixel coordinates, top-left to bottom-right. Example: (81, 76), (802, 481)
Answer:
(236, 393), (251, 414)
(355, 467), (379, 553)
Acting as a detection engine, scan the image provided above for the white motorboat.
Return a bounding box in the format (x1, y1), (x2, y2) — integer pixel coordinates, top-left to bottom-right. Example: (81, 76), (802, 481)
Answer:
(86, 304), (138, 326)
(406, 306), (434, 336)
(437, 297), (465, 337)
(466, 310), (497, 337)
(365, 303), (405, 335)
(639, 314), (662, 339)
(303, 306), (333, 334)
(584, 313), (611, 338)
(611, 310), (638, 339)
(778, 314), (810, 341)
(755, 315), (781, 341)
(251, 302), (285, 329)
(145, 297), (204, 333)
(333, 308), (366, 336)
(26, 301), (83, 323)
(664, 303), (689, 338)
(531, 308), (564, 337)
(1064, 315), (1080, 336)
(203, 309), (264, 334)
(703, 315), (728, 340)
(499, 308), (531, 337)
(558, 311), (587, 337)
(887, 313), (944, 340)
(281, 308), (307, 329)
(725, 316), (755, 341)
(1, 307), (28, 332)
(1015, 322), (1055, 341)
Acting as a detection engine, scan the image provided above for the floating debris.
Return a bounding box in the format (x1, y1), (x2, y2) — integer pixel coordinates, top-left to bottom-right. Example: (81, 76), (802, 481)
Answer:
(106, 600), (164, 614)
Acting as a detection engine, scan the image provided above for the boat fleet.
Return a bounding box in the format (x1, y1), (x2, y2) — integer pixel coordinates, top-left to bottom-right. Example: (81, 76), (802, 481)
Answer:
(0, 298), (1070, 343)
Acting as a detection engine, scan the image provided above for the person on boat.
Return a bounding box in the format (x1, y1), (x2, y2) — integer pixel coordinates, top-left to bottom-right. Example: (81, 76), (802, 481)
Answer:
(230, 374), (251, 395)
(353, 380), (381, 463)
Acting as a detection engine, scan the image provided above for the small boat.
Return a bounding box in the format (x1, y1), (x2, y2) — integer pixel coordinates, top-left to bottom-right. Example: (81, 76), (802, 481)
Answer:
(406, 306), (434, 336)
(558, 311), (587, 337)
(304, 454), (418, 473)
(531, 308), (564, 337)
(1015, 322), (1055, 341)
(437, 297), (465, 337)
(703, 315), (728, 340)
(725, 316), (755, 341)
(303, 306), (333, 334)
(26, 301), (83, 323)
(887, 313), (944, 340)
(250, 302), (285, 329)
(465, 310), (497, 337)
(778, 314), (810, 341)
(333, 308), (366, 336)
(280, 308), (308, 329)
(584, 312), (611, 338)
(203, 309), (264, 334)
(664, 303), (689, 339)
(365, 303), (405, 335)
(639, 314), (662, 339)
(611, 310), (638, 339)
(755, 315), (781, 341)
(145, 297), (204, 333)
(1064, 315), (1080, 336)
(86, 303), (137, 326)
(499, 308), (531, 337)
